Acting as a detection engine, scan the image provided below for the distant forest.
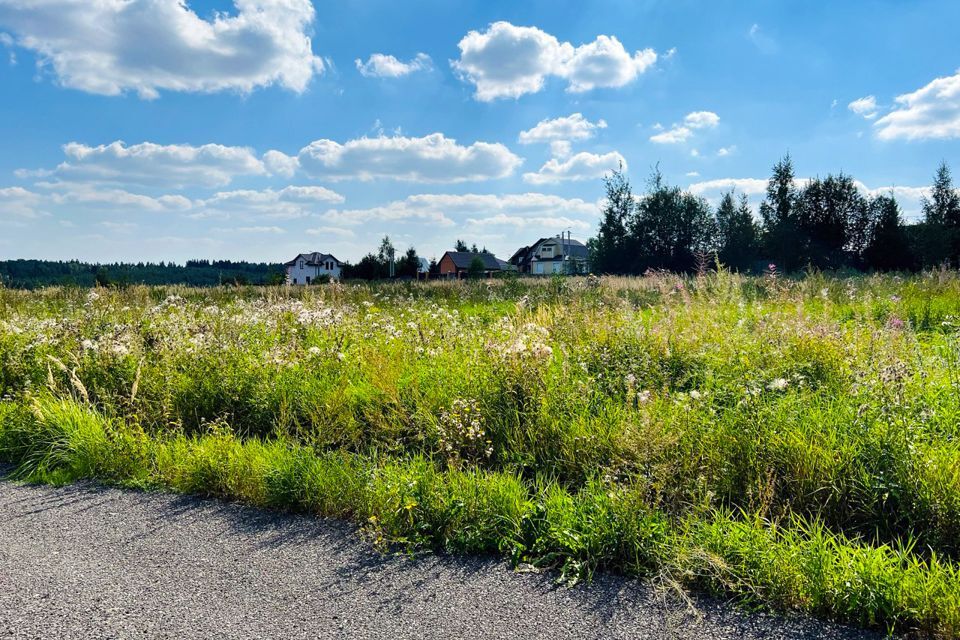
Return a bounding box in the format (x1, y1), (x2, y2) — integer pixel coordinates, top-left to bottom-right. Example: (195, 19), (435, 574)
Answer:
(0, 259), (285, 289)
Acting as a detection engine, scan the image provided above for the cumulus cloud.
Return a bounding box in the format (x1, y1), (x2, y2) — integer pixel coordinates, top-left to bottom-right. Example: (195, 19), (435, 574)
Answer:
(518, 113), (607, 144)
(0, 182), (194, 227)
(465, 213), (590, 231)
(0, 186), (46, 219)
(650, 111), (720, 144)
(45, 183), (194, 211)
(23, 141), (269, 188)
(848, 95), (879, 119)
(323, 192), (598, 228)
(874, 70), (960, 140)
(263, 150), (300, 178)
(523, 151), (625, 184)
(297, 133), (522, 183)
(0, 0), (324, 98)
(650, 127), (693, 144)
(687, 178), (768, 197)
(684, 111), (720, 129)
(452, 22), (657, 101)
(355, 52), (432, 78)
(196, 186), (345, 220)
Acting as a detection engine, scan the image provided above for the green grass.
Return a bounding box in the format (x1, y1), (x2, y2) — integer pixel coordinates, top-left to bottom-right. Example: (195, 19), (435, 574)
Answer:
(3, 272), (960, 637)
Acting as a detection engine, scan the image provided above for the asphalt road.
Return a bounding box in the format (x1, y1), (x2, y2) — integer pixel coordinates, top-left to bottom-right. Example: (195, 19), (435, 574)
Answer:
(0, 479), (886, 639)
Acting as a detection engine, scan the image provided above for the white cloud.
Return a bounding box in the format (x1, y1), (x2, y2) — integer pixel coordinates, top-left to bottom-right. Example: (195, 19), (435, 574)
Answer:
(25, 141), (268, 188)
(518, 113), (607, 144)
(650, 111), (719, 144)
(297, 133), (522, 183)
(263, 150), (300, 178)
(716, 145), (736, 157)
(44, 183), (193, 211)
(466, 214), (591, 231)
(233, 226), (285, 234)
(684, 111), (720, 129)
(306, 226), (356, 238)
(550, 140), (573, 158)
(196, 186), (345, 220)
(688, 178), (768, 197)
(0, 186), (46, 218)
(685, 171), (700, 177)
(0, 0), (324, 98)
(452, 22), (657, 101)
(848, 95), (879, 119)
(562, 35), (657, 93)
(355, 53), (432, 78)
(874, 70), (960, 140)
(650, 126), (692, 144)
(324, 192), (598, 228)
(523, 151), (625, 184)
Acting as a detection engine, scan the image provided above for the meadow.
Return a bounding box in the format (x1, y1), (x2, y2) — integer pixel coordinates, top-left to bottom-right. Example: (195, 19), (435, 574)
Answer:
(3, 271), (960, 637)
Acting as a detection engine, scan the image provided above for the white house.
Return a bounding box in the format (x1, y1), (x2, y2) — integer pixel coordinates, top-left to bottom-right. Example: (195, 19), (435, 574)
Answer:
(285, 252), (343, 284)
(509, 236), (590, 275)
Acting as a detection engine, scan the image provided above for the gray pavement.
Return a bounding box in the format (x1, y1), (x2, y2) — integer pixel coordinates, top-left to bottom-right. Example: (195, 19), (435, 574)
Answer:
(0, 479), (886, 639)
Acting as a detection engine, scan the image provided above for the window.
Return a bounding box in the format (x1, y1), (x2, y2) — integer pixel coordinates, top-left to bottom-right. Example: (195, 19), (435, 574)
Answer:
(299, 260), (304, 269)
(293, 278), (298, 284)
(306, 276), (311, 284)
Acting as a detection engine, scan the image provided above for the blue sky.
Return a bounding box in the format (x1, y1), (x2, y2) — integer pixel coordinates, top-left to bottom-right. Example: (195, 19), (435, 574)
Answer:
(0, 0), (958, 264)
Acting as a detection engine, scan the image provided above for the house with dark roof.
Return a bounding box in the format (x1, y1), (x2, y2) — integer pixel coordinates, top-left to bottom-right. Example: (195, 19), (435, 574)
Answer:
(284, 252), (342, 284)
(510, 236), (590, 275)
(437, 251), (512, 278)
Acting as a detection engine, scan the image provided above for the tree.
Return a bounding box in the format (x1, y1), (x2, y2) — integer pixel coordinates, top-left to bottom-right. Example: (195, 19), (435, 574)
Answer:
(864, 194), (913, 271)
(795, 173), (865, 269)
(760, 155), (801, 270)
(454, 239), (469, 252)
(921, 161), (960, 265)
(716, 192), (761, 271)
(630, 169), (714, 273)
(922, 162), (960, 226)
(396, 246), (421, 278)
(378, 235), (397, 277)
(467, 256), (486, 278)
(590, 165), (634, 274)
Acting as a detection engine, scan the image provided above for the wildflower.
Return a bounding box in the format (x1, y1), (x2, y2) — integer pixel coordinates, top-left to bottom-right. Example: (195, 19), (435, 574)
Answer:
(689, 390), (702, 400)
(887, 316), (906, 330)
(767, 378), (789, 391)
(81, 339), (96, 351)
(307, 346), (322, 356)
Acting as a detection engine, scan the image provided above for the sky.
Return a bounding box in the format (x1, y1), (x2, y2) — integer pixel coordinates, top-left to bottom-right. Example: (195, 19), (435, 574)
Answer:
(0, 0), (958, 265)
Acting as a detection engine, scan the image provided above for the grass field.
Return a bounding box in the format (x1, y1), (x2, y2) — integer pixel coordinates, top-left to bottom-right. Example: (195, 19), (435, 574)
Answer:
(3, 272), (960, 637)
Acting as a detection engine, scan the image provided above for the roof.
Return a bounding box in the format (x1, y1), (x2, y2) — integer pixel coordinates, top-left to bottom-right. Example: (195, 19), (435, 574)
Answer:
(512, 237), (589, 265)
(285, 252), (341, 267)
(441, 251), (504, 270)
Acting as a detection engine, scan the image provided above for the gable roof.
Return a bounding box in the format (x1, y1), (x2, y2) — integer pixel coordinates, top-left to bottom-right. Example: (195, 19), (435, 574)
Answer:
(513, 237), (589, 265)
(285, 252), (341, 267)
(441, 251), (504, 270)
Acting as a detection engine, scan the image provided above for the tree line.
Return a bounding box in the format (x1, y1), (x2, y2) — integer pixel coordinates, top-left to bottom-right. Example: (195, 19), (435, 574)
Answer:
(0, 259), (285, 288)
(590, 156), (960, 274)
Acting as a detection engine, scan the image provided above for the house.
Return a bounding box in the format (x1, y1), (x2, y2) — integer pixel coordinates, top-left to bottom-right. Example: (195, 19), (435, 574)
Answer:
(510, 236), (590, 275)
(437, 251), (512, 278)
(285, 252), (342, 284)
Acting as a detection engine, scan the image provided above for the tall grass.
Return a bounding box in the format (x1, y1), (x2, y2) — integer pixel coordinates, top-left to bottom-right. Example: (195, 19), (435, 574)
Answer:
(3, 272), (960, 636)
